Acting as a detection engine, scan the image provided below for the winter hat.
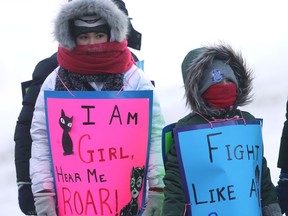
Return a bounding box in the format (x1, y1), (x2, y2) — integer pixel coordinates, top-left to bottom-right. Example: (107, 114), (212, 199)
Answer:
(72, 15), (111, 38)
(199, 59), (239, 95)
(54, 0), (129, 49)
(181, 43), (253, 116)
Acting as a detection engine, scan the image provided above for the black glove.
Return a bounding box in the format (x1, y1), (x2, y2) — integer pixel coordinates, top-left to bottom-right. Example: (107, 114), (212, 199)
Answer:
(18, 183), (36, 215)
(276, 172), (288, 215)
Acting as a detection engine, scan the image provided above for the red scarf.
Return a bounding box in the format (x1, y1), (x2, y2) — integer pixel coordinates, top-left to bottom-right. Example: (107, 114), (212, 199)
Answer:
(202, 83), (237, 109)
(57, 40), (135, 75)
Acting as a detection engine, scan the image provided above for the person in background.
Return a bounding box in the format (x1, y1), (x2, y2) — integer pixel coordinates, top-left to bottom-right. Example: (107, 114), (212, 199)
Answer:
(14, 0), (144, 215)
(162, 43), (282, 216)
(276, 99), (288, 216)
(14, 53), (58, 216)
(29, 0), (164, 215)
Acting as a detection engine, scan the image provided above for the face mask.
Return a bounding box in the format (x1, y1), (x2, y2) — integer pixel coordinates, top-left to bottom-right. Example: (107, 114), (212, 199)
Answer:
(202, 83), (237, 110)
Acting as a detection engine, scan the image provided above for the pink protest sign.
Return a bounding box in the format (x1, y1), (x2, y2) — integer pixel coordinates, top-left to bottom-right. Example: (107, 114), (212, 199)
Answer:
(44, 90), (153, 216)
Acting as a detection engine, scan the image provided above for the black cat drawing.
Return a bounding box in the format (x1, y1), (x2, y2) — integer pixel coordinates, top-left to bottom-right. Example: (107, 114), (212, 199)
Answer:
(120, 166), (145, 216)
(59, 109), (73, 156)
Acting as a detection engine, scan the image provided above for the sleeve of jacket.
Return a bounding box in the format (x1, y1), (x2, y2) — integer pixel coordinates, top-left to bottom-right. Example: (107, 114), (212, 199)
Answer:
(163, 139), (186, 215)
(261, 156), (279, 207)
(30, 71), (57, 194)
(124, 66), (166, 188)
(14, 84), (42, 183)
(277, 99), (288, 169)
(147, 89), (166, 188)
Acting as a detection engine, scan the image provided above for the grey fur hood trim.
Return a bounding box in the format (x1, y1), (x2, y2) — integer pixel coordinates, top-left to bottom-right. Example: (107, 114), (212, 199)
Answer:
(183, 43), (253, 116)
(54, 0), (129, 49)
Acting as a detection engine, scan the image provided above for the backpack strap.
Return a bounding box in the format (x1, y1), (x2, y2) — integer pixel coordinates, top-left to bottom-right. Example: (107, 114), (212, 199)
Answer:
(162, 123), (176, 167)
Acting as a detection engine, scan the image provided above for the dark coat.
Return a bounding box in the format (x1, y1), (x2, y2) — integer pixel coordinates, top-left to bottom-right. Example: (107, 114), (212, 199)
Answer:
(14, 53), (58, 214)
(14, 53), (57, 182)
(277, 100), (288, 170)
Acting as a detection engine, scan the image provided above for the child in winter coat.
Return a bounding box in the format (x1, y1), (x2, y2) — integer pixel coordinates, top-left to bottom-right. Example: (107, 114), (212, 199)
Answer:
(276, 99), (288, 215)
(15, 0), (142, 215)
(29, 0), (165, 215)
(162, 43), (282, 216)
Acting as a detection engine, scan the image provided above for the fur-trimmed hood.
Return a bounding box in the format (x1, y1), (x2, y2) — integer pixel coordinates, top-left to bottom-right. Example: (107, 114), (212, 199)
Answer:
(54, 0), (129, 49)
(182, 43), (253, 117)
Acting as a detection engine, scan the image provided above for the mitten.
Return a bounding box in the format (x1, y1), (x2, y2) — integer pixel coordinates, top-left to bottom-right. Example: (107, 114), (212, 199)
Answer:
(262, 203), (282, 216)
(142, 188), (164, 216)
(18, 183), (36, 215)
(276, 172), (288, 215)
(34, 193), (57, 216)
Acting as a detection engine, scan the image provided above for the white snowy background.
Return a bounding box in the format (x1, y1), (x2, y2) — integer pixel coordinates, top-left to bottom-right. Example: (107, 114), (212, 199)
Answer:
(1, 0), (288, 214)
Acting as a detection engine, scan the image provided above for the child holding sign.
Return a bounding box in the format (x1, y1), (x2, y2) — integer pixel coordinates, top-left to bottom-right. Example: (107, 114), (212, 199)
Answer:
(14, 0), (142, 215)
(30, 0), (165, 215)
(163, 43), (282, 216)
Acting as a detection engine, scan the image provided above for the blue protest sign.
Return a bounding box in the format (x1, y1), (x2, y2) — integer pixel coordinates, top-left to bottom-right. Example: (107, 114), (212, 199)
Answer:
(174, 119), (263, 216)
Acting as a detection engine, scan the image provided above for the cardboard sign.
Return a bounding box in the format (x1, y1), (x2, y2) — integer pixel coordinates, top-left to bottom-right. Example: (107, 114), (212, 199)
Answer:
(44, 90), (153, 216)
(174, 120), (263, 216)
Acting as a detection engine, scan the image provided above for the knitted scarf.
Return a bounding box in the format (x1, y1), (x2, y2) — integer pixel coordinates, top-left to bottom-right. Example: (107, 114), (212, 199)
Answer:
(55, 40), (134, 91)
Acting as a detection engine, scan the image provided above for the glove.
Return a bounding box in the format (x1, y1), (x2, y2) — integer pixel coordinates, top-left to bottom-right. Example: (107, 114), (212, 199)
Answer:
(262, 203), (283, 216)
(276, 172), (288, 215)
(34, 193), (57, 216)
(18, 183), (37, 215)
(142, 188), (164, 216)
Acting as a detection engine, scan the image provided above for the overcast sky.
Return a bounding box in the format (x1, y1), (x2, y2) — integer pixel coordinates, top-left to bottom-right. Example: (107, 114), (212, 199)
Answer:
(1, 0), (288, 214)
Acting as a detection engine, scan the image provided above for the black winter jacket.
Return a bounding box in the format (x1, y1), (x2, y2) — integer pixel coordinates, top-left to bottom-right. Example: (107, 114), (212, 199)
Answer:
(277, 100), (288, 171)
(14, 53), (57, 183)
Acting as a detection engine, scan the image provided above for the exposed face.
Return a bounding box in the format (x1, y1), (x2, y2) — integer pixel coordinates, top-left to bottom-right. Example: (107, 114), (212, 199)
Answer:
(220, 78), (234, 85)
(76, 32), (109, 45)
